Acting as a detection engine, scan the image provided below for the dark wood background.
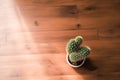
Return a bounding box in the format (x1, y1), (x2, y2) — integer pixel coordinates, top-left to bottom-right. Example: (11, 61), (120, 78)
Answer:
(0, 0), (120, 80)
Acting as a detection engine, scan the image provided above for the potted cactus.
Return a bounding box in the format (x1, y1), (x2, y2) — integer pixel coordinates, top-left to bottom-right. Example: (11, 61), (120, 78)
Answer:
(66, 36), (91, 67)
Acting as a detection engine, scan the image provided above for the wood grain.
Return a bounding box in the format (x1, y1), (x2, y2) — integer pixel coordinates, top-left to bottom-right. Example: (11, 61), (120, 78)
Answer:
(0, 0), (120, 80)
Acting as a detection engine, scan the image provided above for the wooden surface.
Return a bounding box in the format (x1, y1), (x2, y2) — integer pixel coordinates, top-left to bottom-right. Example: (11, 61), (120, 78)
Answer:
(0, 0), (120, 80)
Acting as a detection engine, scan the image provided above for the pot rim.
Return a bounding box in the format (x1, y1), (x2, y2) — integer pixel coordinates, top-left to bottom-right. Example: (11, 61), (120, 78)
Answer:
(66, 54), (86, 68)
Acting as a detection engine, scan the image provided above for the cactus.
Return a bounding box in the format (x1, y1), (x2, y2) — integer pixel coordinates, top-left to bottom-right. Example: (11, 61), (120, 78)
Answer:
(69, 46), (91, 63)
(66, 36), (83, 54)
(69, 52), (81, 62)
(66, 39), (78, 54)
(75, 36), (83, 47)
(78, 46), (91, 57)
(66, 36), (91, 63)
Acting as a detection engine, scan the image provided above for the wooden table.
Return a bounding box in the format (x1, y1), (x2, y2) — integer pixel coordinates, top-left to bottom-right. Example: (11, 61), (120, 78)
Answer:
(0, 0), (120, 80)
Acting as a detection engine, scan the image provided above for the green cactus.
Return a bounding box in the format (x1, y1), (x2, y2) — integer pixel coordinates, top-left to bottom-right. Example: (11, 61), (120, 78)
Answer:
(66, 36), (83, 54)
(66, 36), (91, 63)
(69, 52), (81, 62)
(69, 47), (90, 62)
(69, 46), (91, 62)
(66, 39), (78, 54)
(78, 46), (91, 57)
(75, 36), (83, 47)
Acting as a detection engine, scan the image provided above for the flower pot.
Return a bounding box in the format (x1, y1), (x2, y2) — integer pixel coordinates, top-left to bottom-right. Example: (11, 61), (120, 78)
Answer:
(66, 54), (86, 68)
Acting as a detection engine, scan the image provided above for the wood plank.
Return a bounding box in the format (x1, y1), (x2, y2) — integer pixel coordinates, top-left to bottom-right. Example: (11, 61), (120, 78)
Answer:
(33, 0), (87, 5)
(18, 4), (120, 18)
(99, 27), (120, 39)
(0, 38), (119, 56)
(18, 5), (78, 18)
(15, 0), (93, 6)
(6, 30), (97, 42)
(16, 0), (120, 10)
(16, 0), (120, 17)
(21, 18), (79, 31)
(0, 54), (119, 76)
(26, 30), (98, 42)
(20, 16), (120, 31)
(14, 0), (35, 6)
(0, 54), (119, 69)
